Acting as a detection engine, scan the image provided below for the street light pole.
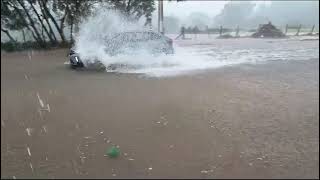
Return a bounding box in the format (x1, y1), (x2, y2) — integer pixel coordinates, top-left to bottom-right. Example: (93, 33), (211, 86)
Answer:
(158, 0), (164, 34)
(158, 0), (160, 33)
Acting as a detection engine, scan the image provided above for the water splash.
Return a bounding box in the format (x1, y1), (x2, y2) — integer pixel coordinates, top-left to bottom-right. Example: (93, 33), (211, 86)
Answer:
(75, 9), (319, 77)
(114, 43), (318, 77)
(75, 9), (146, 62)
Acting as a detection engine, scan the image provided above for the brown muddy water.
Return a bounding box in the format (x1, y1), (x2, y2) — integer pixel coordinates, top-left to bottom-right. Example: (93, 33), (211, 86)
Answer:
(1, 38), (319, 178)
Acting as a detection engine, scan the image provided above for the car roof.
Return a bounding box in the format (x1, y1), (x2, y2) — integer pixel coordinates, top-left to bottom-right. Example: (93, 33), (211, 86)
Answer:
(115, 31), (161, 35)
(107, 31), (168, 41)
(122, 30), (157, 33)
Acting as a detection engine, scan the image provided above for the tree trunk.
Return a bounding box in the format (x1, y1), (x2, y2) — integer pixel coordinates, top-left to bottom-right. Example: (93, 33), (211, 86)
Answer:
(29, 29), (39, 43)
(38, 0), (58, 43)
(75, 23), (80, 34)
(59, 6), (69, 37)
(10, 2), (42, 44)
(22, 29), (26, 43)
(39, 0), (66, 43)
(126, 0), (132, 13)
(17, 0), (45, 45)
(1, 28), (16, 43)
(70, 16), (74, 43)
(27, 0), (57, 45)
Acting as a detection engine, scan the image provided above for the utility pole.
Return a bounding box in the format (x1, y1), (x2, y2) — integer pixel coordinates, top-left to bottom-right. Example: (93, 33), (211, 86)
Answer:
(158, 0), (164, 34)
(158, 0), (160, 33)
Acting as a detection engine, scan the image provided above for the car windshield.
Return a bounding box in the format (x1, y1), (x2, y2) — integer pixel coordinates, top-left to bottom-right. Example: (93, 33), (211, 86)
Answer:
(110, 32), (162, 42)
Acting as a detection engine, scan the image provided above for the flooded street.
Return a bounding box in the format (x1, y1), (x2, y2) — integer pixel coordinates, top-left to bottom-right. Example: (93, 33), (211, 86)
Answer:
(1, 38), (319, 178)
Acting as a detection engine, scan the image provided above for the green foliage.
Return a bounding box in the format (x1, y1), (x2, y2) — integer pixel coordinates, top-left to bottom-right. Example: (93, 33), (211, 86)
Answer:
(1, 42), (17, 52)
(1, 0), (28, 31)
(1, 0), (156, 49)
(104, 0), (155, 21)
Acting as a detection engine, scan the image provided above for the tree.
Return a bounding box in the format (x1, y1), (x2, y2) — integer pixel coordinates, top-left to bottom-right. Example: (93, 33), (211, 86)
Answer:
(1, 1), (20, 42)
(40, 0), (100, 43)
(63, 0), (99, 43)
(103, 0), (155, 23)
(186, 12), (211, 30)
(2, 0), (51, 45)
(213, 2), (256, 28)
(16, 0), (46, 45)
(1, 0), (42, 43)
(26, 0), (57, 45)
(1, 0), (157, 47)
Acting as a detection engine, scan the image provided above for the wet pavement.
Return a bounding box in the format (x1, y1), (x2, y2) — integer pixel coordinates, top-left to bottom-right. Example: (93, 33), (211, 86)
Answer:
(1, 39), (319, 178)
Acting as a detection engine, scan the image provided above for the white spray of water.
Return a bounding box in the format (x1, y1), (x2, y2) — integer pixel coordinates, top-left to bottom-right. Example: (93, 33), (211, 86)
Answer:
(75, 9), (319, 77)
(75, 9), (144, 62)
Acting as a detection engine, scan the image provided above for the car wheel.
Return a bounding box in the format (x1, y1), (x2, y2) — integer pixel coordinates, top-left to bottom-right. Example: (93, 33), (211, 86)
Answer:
(70, 65), (77, 69)
(95, 62), (106, 71)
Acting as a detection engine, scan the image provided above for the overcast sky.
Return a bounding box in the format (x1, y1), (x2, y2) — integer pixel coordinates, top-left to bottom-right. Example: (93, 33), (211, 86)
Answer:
(150, 1), (318, 31)
(161, 1), (272, 18)
(163, 1), (228, 18)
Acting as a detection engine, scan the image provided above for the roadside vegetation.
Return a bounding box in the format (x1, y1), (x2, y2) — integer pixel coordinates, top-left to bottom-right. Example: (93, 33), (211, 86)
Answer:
(1, 0), (155, 52)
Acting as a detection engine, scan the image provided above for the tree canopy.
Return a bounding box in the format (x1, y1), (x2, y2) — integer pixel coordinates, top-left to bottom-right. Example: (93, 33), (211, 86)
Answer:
(1, 0), (156, 46)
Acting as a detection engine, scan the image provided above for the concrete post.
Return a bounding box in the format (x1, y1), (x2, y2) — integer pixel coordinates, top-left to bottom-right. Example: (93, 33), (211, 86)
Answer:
(235, 25), (239, 37)
(310, 24), (315, 34)
(296, 24), (302, 36)
(285, 24), (288, 35)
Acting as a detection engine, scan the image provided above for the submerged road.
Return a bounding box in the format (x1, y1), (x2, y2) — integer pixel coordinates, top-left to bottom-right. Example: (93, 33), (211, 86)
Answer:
(1, 38), (319, 178)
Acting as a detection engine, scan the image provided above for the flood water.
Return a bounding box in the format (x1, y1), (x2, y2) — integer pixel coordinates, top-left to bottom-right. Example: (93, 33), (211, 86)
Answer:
(75, 35), (319, 77)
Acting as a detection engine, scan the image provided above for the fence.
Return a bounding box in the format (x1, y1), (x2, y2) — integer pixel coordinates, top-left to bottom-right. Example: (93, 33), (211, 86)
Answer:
(175, 24), (319, 39)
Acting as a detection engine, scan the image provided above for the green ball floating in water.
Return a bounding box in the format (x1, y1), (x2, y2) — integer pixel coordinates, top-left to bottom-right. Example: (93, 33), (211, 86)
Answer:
(106, 146), (120, 158)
